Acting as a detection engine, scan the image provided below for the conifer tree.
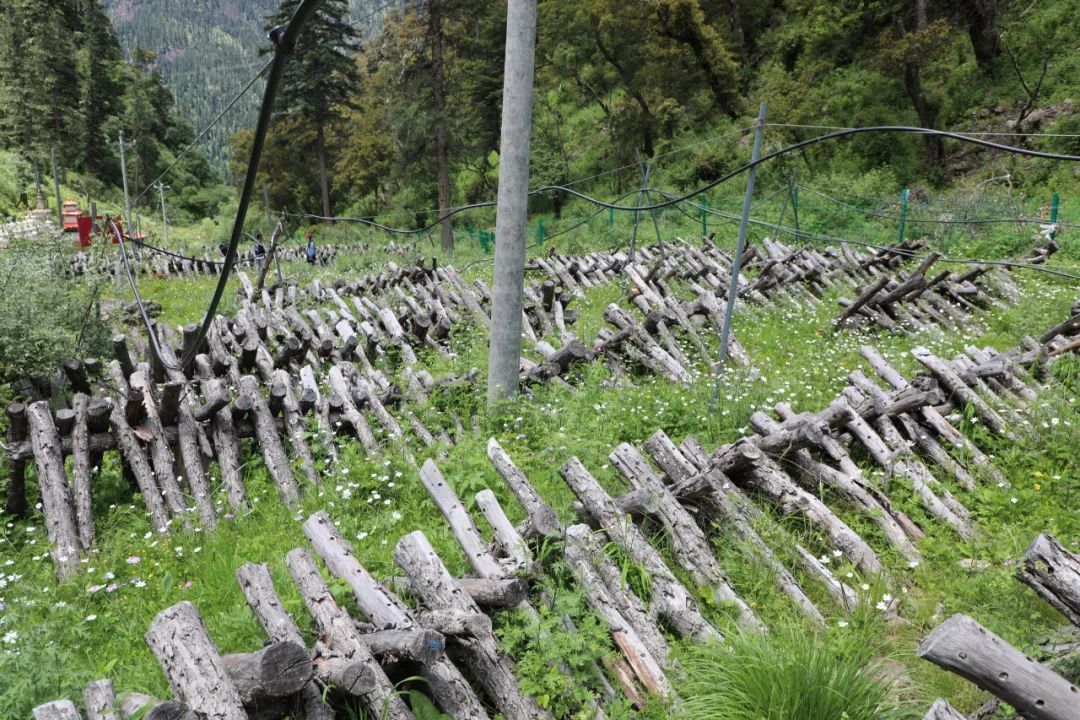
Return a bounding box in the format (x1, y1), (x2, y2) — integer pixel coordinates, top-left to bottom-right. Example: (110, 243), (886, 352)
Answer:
(265, 0), (360, 218)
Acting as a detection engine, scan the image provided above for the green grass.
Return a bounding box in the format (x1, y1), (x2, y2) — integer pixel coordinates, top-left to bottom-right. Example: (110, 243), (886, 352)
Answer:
(0, 190), (1078, 717)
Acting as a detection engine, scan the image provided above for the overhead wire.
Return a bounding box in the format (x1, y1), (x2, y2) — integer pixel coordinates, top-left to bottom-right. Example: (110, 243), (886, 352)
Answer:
(117, 0), (322, 372)
(660, 190), (1080, 281)
(130, 57), (274, 206)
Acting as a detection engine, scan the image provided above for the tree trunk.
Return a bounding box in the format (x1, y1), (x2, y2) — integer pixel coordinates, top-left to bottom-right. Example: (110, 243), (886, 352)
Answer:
(904, 0), (943, 164)
(960, 0), (1000, 69)
(27, 401), (81, 580)
(430, 0), (454, 252)
(316, 124), (331, 220)
(487, 0), (538, 405)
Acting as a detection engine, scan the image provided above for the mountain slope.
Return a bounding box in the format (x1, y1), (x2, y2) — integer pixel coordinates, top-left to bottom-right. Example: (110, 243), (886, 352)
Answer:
(102, 0), (395, 167)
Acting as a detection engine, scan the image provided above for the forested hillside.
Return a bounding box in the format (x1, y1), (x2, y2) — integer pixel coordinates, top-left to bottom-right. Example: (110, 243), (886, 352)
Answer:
(0, 0), (228, 222)
(231, 0), (1080, 233)
(102, 0), (402, 167)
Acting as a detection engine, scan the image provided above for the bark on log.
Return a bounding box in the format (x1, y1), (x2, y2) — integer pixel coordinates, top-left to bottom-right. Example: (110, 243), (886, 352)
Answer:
(563, 524), (670, 696)
(389, 576), (530, 609)
(27, 401), (81, 579)
(4, 402), (28, 518)
(144, 601), (248, 720)
(109, 400), (171, 532)
(271, 369), (319, 487)
(561, 456), (734, 637)
(128, 369), (186, 520)
(394, 531), (554, 720)
(32, 701), (82, 720)
(486, 438), (562, 538)
(911, 347), (1008, 435)
(917, 613), (1080, 720)
(419, 459), (504, 579)
(301, 513), (489, 719)
(923, 699), (968, 720)
(1017, 534), (1080, 627)
(475, 489), (531, 571)
(239, 375), (300, 508)
(84, 679), (118, 720)
(221, 641), (313, 704)
(284, 548), (413, 719)
(70, 394), (94, 550)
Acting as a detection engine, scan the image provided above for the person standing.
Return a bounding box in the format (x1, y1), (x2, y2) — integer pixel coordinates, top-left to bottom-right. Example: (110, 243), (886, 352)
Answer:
(305, 232), (317, 264)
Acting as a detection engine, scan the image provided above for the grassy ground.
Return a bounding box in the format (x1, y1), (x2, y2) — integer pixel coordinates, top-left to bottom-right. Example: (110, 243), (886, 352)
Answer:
(1, 188), (1078, 718)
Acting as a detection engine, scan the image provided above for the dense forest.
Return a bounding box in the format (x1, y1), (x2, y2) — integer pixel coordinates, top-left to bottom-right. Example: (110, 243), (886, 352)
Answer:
(3, 0), (1080, 231)
(100, 0), (392, 168)
(0, 0), (228, 222)
(224, 0), (1080, 235)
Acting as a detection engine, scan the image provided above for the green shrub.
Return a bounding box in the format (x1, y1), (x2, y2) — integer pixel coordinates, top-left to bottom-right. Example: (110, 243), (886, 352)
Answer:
(0, 233), (111, 388)
(673, 628), (911, 720)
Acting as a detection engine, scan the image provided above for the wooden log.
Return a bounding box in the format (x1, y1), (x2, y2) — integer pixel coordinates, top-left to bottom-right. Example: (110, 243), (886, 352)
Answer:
(562, 457), (734, 637)
(239, 375), (300, 508)
(32, 700), (82, 720)
(394, 531), (554, 720)
(128, 369), (186, 520)
(176, 392), (216, 530)
(563, 524), (670, 696)
(27, 401), (81, 579)
(198, 375), (249, 514)
(109, 400), (171, 532)
(793, 545), (858, 612)
(911, 347), (1008, 435)
(389, 576), (530, 609)
(118, 693), (195, 720)
(1017, 534), (1080, 627)
(328, 366), (376, 451)
(158, 381), (182, 427)
(70, 394), (94, 550)
(301, 512), (490, 719)
(419, 460), (503, 579)
(221, 641), (313, 704)
(4, 401), (28, 518)
(475, 489), (530, 571)
(740, 455), (883, 576)
(113, 334), (135, 379)
(486, 438), (562, 538)
(923, 699), (968, 720)
(63, 359), (92, 395)
(835, 275), (890, 327)
(413, 609), (492, 638)
(84, 679), (117, 720)
(271, 369), (319, 487)
(284, 549), (414, 720)
(917, 613), (1080, 720)
(144, 601), (248, 720)
(620, 438), (822, 626)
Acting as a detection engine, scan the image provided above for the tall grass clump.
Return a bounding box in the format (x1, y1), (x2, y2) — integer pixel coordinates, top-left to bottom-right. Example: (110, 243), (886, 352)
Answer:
(674, 629), (910, 720)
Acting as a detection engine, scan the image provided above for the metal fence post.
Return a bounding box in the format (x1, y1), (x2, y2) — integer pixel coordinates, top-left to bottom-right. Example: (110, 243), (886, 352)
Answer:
(712, 101), (767, 406)
(897, 187), (910, 244)
(1050, 192), (1060, 240)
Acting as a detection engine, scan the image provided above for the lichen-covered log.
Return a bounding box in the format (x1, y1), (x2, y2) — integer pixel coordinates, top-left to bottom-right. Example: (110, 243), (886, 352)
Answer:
(923, 699), (967, 720)
(238, 374), (300, 507)
(221, 641), (312, 704)
(32, 700), (82, 720)
(917, 613), (1080, 720)
(83, 679), (117, 720)
(486, 438), (562, 538)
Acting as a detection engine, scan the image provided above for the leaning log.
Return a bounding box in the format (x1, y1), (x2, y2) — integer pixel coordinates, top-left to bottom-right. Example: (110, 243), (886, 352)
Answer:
(917, 613), (1080, 720)
(923, 699), (967, 720)
(27, 401), (81, 579)
(395, 531), (554, 720)
(1017, 534), (1080, 627)
(221, 641), (313, 705)
(144, 601), (248, 720)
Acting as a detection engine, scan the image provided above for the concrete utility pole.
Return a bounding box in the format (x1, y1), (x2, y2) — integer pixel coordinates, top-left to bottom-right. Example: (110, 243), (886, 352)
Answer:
(486, 0), (538, 407)
(157, 182), (170, 248)
(118, 131), (133, 236)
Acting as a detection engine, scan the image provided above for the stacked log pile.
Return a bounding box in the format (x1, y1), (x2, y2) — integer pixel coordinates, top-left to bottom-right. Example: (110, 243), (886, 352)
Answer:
(28, 299), (1080, 717)
(833, 250), (1027, 334)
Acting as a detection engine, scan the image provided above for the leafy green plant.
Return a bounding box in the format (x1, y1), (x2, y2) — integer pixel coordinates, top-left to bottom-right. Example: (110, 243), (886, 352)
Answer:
(673, 629), (911, 720)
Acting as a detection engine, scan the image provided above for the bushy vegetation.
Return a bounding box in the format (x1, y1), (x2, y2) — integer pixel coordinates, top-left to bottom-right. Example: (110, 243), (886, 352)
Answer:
(0, 234), (111, 388)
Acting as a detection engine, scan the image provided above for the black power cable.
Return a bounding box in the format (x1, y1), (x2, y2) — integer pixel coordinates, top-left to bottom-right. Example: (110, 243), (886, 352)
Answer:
(118, 0), (324, 372)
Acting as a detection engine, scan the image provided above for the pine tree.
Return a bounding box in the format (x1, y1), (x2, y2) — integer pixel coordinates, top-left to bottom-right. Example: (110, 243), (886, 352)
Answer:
(265, 0), (360, 218)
